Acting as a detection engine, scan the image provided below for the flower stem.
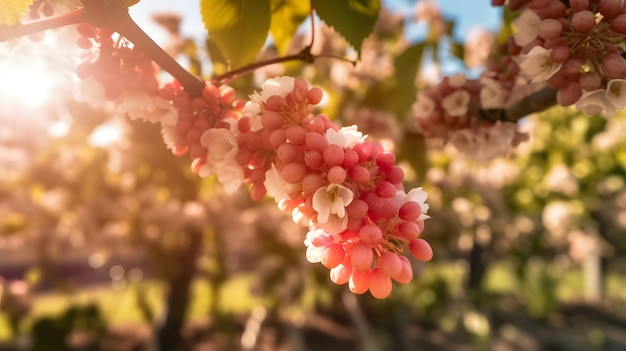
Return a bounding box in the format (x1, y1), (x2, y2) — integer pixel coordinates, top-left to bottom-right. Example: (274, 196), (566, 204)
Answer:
(0, 9), (85, 42)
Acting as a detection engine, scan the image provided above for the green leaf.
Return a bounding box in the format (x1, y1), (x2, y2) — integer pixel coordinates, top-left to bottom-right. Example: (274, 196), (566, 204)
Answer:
(270, 0), (309, 55)
(312, 0), (380, 57)
(0, 0), (32, 25)
(450, 41), (464, 61)
(200, 0), (271, 68)
(392, 43), (424, 115)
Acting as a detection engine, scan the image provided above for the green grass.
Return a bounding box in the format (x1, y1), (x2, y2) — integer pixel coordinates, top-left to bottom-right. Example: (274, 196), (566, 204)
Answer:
(0, 274), (263, 340)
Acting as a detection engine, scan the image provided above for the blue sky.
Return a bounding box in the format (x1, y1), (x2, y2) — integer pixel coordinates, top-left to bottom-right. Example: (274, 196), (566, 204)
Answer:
(128, 0), (502, 78)
(130, 0), (503, 45)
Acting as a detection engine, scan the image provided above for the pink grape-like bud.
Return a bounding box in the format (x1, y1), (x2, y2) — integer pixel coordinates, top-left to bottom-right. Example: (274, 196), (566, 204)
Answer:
(346, 199), (368, 220)
(398, 221), (422, 238)
(569, 0), (589, 12)
(286, 125), (307, 146)
(409, 239), (434, 262)
(250, 184), (267, 202)
(322, 243), (345, 269)
(342, 149), (359, 168)
(261, 111), (283, 131)
(350, 243), (374, 271)
(611, 14), (626, 35)
(305, 132), (328, 151)
(538, 19), (563, 40)
(327, 166), (347, 183)
(282, 162), (307, 183)
(353, 141), (371, 162)
(599, 0), (623, 19)
(302, 173), (323, 195)
(550, 46), (570, 63)
(369, 269), (392, 299)
(376, 181), (397, 198)
(563, 58), (583, 78)
(277, 143), (299, 163)
(579, 71), (602, 90)
(306, 87), (324, 105)
(601, 53), (626, 78)
(348, 165), (371, 183)
(330, 261), (352, 285)
(323, 144), (345, 167)
(399, 201), (422, 221)
(556, 81), (582, 106)
(292, 78), (309, 101)
(571, 10), (596, 32)
(378, 252), (403, 278)
(385, 166), (405, 184)
(394, 256), (413, 284)
(311, 231), (333, 247)
(376, 152), (396, 167)
(359, 224), (383, 245)
(349, 270), (370, 294)
(304, 150), (323, 169)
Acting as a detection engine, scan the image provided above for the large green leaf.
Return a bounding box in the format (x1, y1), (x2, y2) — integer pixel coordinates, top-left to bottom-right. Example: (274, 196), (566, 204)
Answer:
(0, 0), (32, 25)
(311, 0), (380, 57)
(270, 0), (309, 55)
(390, 43), (425, 116)
(200, 0), (271, 69)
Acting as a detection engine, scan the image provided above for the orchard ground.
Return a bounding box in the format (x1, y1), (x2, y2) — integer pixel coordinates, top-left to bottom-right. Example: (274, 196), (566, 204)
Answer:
(1, 257), (626, 350)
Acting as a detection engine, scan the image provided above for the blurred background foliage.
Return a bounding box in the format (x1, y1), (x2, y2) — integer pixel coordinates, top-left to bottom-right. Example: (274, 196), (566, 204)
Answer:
(0, 0), (626, 350)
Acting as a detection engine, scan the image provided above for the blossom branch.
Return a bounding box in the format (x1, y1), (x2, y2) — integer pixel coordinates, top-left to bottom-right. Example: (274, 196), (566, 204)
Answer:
(79, 0), (206, 97)
(212, 47), (315, 85)
(479, 87), (558, 123)
(0, 9), (84, 42)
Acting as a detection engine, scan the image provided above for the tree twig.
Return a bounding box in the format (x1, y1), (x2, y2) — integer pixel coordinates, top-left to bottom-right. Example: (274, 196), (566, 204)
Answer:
(0, 9), (85, 42)
(479, 87), (558, 123)
(342, 290), (380, 351)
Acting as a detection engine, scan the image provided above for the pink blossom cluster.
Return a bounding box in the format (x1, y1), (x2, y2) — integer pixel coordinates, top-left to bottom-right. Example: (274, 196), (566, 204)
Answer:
(75, 23), (159, 100)
(70, 22), (433, 298)
(412, 74), (525, 160)
(228, 77), (432, 299)
(494, 0), (626, 116)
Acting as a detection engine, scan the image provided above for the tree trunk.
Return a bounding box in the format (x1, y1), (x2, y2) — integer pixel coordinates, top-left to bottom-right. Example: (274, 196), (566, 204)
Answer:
(157, 228), (202, 351)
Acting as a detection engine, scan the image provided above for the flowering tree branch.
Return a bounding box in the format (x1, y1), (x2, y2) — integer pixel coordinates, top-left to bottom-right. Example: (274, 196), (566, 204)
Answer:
(0, 9), (84, 42)
(480, 86), (558, 123)
(80, 0), (207, 97)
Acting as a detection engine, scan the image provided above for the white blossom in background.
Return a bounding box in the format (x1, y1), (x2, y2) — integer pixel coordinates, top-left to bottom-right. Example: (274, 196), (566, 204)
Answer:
(542, 201), (576, 238)
(117, 91), (178, 126)
(449, 73), (467, 89)
(449, 122), (521, 161)
(441, 90), (471, 117)
(545, 164), (578, 195)
(465, 27), (495, 68)
(198, 126), (244, 193)
(412, 92), (436, 118)
(73, 77), (107, 106)
(479, 75), (508, 109)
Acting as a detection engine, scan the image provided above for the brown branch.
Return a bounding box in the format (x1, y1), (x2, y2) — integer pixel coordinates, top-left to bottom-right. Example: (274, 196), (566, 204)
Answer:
(212, 47), (315, 85)
(0, 9), (85, 42)
(80, 0), (205, 97)
(479, 87), (558, 123)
